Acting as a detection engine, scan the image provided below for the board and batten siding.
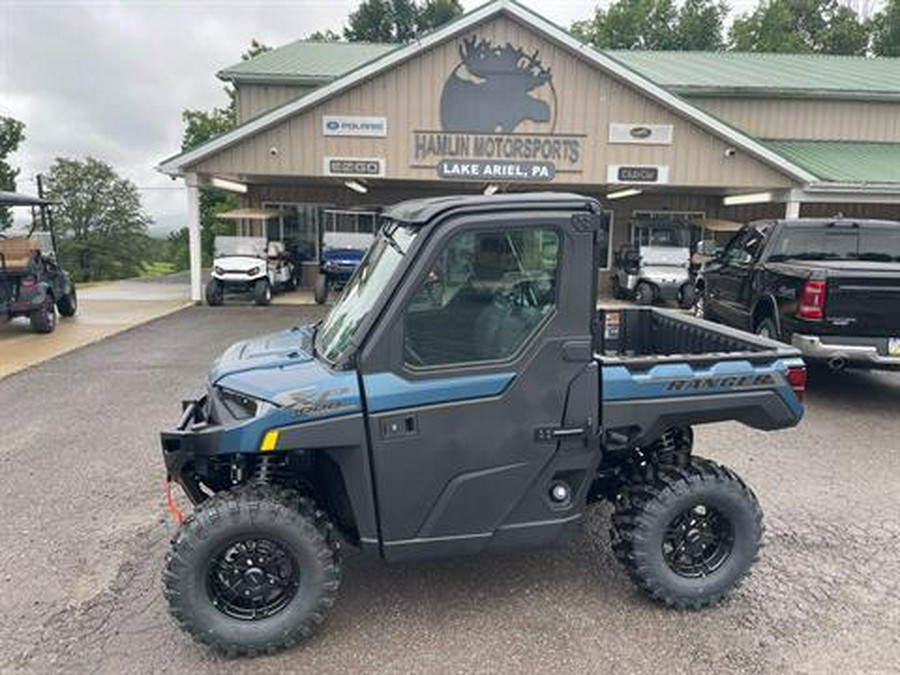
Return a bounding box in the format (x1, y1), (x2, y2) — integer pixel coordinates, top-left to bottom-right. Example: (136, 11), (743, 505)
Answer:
(188, 14), (793, 190)
(689, 97), (900, 142)
(236, 84), (315, 123)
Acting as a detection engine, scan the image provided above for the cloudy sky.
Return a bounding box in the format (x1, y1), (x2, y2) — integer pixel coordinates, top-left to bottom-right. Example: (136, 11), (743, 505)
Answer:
(2, 0), (766, 233)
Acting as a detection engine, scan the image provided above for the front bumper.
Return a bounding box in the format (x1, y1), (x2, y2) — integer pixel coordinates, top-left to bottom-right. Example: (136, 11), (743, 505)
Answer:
(791, 334), (900, 371)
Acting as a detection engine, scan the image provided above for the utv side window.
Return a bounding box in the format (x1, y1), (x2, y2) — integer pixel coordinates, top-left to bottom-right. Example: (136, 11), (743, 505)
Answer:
(403, 227), (560, 368)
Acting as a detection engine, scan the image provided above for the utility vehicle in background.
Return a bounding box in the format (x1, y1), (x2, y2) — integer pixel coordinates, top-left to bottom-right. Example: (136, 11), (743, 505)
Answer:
(160, 193), (806, 656)
(611, 224), (694, 307)
(0, 191), (77, 333)
(314, 208), (377, 304)
(205, 236), (297, 306)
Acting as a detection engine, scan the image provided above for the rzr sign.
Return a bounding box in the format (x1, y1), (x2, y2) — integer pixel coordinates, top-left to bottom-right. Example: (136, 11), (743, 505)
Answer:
(412, 34), (584, 182)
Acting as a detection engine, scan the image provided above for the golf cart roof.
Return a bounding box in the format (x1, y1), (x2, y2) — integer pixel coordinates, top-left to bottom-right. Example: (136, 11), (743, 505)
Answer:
(217, 208), (287, 221)
(0, 190), (56, 208)
(701, 218), (743, 233)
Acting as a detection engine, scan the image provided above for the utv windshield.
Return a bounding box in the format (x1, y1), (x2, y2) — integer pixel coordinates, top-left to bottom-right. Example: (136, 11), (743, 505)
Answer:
(214, 236), (267, 258)
(316, 222), (418, 364)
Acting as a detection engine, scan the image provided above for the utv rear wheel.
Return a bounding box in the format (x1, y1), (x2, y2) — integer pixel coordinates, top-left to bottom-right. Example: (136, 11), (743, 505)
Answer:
(253, 279), (271, 306)
(634, 282), (655, 306)
(610, 458), (762, 609)
(314, 274), (329, 305)
(163, 485), (341, 657)
(205, 279), (223, 306)
(30, 296), (57, 333)
(57, 289), (77, 317)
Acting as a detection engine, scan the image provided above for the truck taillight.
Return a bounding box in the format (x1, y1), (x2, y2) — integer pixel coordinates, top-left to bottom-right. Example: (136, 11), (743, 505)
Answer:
(19, 276), (38, 289)
(786, 365), (806, 402)
(796, 280), (826, 321)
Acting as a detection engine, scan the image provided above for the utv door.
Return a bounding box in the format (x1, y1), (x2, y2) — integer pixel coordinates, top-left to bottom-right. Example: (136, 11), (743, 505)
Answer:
(358, 211), (599, 561)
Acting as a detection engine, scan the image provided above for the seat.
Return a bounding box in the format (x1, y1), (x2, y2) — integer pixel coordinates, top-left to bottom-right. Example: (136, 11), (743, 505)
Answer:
(0, 238), (39, 271)
(267, 241), (285, 259)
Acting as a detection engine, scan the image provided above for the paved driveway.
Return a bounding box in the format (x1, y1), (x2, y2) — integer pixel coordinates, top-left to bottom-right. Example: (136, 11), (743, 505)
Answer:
(1, 305), (898, 674)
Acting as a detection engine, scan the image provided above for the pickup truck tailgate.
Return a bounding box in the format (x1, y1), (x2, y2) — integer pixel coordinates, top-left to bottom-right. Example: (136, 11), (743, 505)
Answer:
(827, 268), (900, 334)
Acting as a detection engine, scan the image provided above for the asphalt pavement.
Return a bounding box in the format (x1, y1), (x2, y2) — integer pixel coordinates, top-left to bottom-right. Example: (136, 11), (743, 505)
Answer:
(1, 305), (899, 674)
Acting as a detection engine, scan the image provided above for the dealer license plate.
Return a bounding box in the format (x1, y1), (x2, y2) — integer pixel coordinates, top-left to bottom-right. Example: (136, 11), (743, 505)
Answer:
(889, 337), (900, 356)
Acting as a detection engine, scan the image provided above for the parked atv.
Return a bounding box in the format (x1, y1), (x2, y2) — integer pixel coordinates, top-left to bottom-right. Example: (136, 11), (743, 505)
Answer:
(0, 191), (77, 333)
(205, 236), (296, 306)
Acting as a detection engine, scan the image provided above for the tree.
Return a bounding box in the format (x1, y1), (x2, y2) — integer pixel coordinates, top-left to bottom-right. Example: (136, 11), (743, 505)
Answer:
(45, 157), (151, 282)
(730, 0), (869, 55)
(572, 0), (725, 50)
(677, 0), (729, 50)
(308, 29), (342, 42)
(872, 0), (900, 56)
(344, 0), (462, 42)
(0, 116), (26, 230)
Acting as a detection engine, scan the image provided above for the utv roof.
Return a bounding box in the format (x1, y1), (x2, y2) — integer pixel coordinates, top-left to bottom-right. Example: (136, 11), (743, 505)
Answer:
(759, 218), (900, 228)
(0, 190), (55, 207)
(383, 192), (602, 225)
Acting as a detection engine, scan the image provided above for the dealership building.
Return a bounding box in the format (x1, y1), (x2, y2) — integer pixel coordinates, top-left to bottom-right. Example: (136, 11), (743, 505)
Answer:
(158, 0), (900, 300)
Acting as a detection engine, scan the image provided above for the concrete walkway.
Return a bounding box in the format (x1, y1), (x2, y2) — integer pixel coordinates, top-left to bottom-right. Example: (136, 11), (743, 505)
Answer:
(0, 276), (191, 380)
(0, 273), (323, 380)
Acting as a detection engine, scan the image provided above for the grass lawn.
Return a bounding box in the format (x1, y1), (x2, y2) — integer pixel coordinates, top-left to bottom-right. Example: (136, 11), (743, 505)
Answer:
(140, 261), (177, 277)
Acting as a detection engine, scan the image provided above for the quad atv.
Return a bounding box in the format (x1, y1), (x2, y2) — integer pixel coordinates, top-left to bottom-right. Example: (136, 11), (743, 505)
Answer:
(0, 191), (77, 333)
(205, 236), (296, 307)
(160, 193), (806, 656)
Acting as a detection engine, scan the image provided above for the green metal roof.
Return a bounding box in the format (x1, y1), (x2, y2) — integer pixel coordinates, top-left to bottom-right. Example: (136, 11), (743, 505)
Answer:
(218, 40), (396, 84)
(607, 51), (900, 100)
(762, 140), (900, 183)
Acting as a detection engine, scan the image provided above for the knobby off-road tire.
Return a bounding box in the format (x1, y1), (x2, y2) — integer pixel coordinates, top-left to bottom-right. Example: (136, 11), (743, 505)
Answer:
(610, 458), (762, 609)
(253, 279), (272, 306)
(30, 296), (57, 333)
(163, 485), (341, 657)
(57, 289), (77, 317)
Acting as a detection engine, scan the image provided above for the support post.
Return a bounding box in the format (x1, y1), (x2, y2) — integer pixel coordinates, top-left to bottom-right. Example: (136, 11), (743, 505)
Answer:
(784, 199), (801, 219)
(185, 173), (202, 302)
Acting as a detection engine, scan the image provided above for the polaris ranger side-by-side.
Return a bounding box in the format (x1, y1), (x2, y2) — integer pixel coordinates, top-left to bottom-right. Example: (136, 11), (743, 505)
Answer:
(160, 194), (806, 656)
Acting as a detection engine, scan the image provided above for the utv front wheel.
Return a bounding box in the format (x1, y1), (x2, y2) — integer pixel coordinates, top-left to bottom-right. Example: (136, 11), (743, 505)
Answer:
(253, 279), (272, 306)
(611, 458), (762, 609)
(163, 485), (341, 657)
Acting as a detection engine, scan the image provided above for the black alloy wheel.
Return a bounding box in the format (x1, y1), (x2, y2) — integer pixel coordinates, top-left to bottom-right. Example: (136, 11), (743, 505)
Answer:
(662, 503), (735, 578)
(207, 538), (301, 621)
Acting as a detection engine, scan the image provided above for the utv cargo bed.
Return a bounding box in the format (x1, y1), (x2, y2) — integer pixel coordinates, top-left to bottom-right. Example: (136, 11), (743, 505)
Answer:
(596, 307), (805, 446)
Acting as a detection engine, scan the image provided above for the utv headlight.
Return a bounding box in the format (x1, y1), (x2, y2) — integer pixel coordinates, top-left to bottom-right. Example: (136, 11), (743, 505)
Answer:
(218, 388), (278, 420)
(247, 266), (260, 276)
(214, 266), (224, 275)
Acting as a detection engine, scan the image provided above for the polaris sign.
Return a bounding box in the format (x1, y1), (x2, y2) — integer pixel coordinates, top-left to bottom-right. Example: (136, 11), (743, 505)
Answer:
(323, 116), (387, 137)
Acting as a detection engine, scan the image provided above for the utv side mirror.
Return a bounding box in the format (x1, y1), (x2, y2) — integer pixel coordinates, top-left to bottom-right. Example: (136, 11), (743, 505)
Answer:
(696, 240), (719, 257)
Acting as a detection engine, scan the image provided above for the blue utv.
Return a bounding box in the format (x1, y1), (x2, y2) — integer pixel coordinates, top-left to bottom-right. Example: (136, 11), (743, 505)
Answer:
(160, 193), (806, 656)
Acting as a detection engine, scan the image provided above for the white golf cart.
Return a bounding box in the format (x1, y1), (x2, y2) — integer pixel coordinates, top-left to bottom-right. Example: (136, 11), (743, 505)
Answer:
(205, 209), (298, 306)
(612, 217), (695, 307)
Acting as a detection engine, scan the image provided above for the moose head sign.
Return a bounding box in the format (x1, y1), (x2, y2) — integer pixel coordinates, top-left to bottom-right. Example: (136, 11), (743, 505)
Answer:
(440, 36), (555, 134)
(412, 34), (584, 183)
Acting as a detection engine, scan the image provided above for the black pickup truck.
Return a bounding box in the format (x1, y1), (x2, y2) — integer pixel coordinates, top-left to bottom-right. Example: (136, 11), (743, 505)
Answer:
(695, 217), (900, 371)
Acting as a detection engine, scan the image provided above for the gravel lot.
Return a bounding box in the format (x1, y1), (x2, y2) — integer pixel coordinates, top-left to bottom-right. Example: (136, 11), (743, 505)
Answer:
(1, 305), (898, 674)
